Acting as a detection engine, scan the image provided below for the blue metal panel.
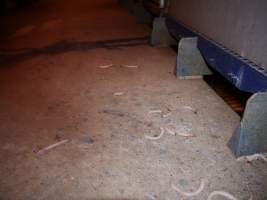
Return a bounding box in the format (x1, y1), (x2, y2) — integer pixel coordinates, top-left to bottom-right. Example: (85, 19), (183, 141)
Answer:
(198, 38), (267, 93)
(166, 17), (267, 93)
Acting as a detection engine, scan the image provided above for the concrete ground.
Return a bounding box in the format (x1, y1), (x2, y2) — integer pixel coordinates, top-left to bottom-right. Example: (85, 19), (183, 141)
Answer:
(0, 0), (266, 199)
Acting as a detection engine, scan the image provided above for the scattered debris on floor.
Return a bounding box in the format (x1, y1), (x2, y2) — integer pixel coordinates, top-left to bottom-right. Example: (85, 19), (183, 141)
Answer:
(207, 191), (238, 200)
(37, 139), (70, 155)
(237, 153), (267, 163)
(162, 112), (172, 118)
(147, 109), (172, 118)
(113, 92), (124, 96)
(183, 106), (194, 111)
(148, 110), (163, 115)
(183, 106), (198, 114)
(145, 127), (165, 140)
(98, 64), (139, 69)
(176, 132), (196, 138)
(121, 65), (138, 68)
(171, 179), (205, 197)
(98, 64), (113, 69)
(165, 128), (176, 136)
(165, 127), (195, 138)
(165, 127), (176, 136)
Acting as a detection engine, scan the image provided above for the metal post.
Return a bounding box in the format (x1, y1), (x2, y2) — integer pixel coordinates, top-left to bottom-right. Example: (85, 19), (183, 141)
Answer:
(151, 17), (176, 46)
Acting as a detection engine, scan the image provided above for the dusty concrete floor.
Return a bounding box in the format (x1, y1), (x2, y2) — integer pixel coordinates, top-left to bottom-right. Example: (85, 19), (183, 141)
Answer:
(0, 1), (266, 200)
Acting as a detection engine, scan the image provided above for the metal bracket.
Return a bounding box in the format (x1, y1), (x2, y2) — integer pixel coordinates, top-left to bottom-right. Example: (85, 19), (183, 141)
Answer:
(151, 17), (176, 46)
(228, 92), (267, 157)
(176, 37), (212, 78)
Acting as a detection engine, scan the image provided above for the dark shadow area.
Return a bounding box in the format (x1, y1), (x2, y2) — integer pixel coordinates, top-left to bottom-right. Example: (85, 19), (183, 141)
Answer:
(170, 44), (177, 52)
(0, 36), (149, 66)
(204, 73), (252, 116)
(0, 0), (37, 15)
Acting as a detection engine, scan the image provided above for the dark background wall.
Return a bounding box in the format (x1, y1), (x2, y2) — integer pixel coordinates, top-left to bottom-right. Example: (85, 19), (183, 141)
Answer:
(0, 0), (34, 14)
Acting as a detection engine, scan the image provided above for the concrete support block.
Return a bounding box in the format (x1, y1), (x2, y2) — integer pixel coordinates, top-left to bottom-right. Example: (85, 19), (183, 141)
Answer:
(228, 92), (267, 157)
(176, 37), (212, 78)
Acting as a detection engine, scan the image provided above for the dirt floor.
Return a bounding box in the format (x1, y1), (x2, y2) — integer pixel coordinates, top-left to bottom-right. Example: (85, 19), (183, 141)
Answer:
(0, 0), (266, 200)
